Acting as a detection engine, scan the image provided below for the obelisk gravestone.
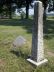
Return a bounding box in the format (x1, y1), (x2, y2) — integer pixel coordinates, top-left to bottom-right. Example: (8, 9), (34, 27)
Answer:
(27, 1), (48, 66)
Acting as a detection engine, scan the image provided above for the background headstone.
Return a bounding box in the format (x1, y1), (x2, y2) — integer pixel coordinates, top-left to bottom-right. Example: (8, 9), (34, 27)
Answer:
(13, 36), (26, 47)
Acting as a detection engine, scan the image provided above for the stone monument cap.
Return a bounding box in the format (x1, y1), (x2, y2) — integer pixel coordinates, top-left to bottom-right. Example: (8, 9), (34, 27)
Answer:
(34, 1), (42, 3)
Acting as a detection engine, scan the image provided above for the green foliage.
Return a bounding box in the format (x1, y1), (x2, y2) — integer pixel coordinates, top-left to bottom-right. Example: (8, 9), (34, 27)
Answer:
(0, 5), (2, 13)
(16, 0), (33, 18)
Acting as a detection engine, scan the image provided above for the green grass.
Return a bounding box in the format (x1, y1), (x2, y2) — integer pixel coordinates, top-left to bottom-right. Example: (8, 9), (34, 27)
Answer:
(0, 18), (54, 72)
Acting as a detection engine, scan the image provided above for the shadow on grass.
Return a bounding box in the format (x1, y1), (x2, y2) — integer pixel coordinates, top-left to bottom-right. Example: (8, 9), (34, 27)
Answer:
(10, 50), (30, 59)
(0, 18), (54, 39)
(44, 19), (54, 39)
(0, 19), (33, 33)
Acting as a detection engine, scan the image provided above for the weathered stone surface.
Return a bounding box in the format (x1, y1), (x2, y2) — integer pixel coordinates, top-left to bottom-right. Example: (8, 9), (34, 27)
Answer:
(13, 36), (26, 47)
(31, 1), (44, 62)
(27, 1), (48, 66)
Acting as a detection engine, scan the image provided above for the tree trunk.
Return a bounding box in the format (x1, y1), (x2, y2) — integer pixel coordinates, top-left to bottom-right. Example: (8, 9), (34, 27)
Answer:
(9, 10), (12, 19)
(26, 2), (29, 19)
(43, 1), (47, 21)
(43, 8), (46, 21)
(53, 1), (54, 11)
(8, 4), (12, 19)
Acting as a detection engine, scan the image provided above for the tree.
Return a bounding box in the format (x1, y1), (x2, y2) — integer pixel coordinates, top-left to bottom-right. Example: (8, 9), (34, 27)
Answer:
(5, 0), (13, 19)
(0, 0), (5, 18)
(25, 0), (33, 19)
(0, 0), (13, 19)
(16, 0), (33, 19)
(53, 1), (54, 11)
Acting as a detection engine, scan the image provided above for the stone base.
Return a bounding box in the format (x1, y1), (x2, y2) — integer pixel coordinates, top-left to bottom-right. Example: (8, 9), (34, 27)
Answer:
(27, 58), (48, 66)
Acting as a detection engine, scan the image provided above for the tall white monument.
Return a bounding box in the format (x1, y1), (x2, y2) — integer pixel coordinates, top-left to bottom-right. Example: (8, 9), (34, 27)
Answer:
(27, 1), (48, 66)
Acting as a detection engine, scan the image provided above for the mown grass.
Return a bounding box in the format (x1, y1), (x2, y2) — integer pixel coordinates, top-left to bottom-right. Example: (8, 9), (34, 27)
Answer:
(0, 18), (54, 72)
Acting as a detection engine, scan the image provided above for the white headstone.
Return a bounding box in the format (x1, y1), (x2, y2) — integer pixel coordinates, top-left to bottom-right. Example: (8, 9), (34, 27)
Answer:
(13, 36), (26, 47)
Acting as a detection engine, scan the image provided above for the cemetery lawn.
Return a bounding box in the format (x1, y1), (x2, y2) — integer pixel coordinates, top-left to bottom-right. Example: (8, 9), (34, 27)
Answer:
(0, 18), (54, 72)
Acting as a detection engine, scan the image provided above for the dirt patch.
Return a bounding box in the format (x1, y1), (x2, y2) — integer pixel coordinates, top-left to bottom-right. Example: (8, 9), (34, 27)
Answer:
(0, 59), (5, 67)
(47, 51), (54, 57)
